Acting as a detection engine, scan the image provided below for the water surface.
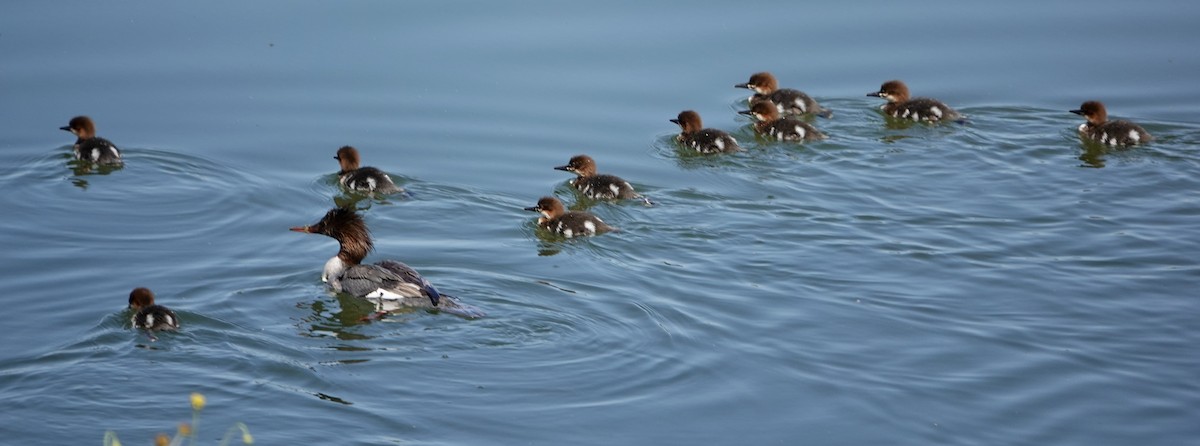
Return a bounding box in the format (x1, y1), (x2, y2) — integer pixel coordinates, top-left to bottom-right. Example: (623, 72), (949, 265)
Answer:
(2, 1), (1199, 445)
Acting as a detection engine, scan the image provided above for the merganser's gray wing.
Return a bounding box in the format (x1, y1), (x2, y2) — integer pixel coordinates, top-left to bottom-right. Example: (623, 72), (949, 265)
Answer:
(375, 260), (441, 306)
(339, 264), (419, 299)
(341, 262), (481, 318)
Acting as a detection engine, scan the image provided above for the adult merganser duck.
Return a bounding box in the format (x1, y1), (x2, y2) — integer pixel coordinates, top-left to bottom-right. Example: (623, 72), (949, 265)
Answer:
(128, 287), (179, 340)
(1070, 101), (1152, 146)
(739, 101), (827, 142)
(334, 146), (402, 194)
(524, 196), (615, 238)
(554, 154), (651, 204)
(60, 116), (122, 164)
(671, 110), (740, 154)
(290, 207), (482, 319)
(867, 80), (962, 123)
(735, 72), (832, 118)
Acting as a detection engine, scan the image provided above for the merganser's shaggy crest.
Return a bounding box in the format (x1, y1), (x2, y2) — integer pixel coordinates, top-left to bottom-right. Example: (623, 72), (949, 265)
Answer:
(1070, 101), (1152, 146)
(524, 196), (615, 238)
(555, 154), (651, 204)
(739, 101), (827, 142)
(671, 111), (741, 154)
(334, 146), (402, 194)
(867, 80), (961, 123)
(60, 116), (122, 164)
(128, 287), (179, 333)
(291, 207), (482, 318)
(735, 72), (832, 118)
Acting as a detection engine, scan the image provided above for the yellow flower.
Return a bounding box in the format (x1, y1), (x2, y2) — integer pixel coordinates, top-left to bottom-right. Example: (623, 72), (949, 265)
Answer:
(179, 423), (193, 437)
(190, 393), (206, 412)
(155, 433), (171, 446)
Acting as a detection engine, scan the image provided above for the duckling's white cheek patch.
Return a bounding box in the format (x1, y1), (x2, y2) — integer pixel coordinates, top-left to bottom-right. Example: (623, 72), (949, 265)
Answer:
(795, 126), (806, 139)
(145, 314), (155, 327)
(930, 107), (943, 119)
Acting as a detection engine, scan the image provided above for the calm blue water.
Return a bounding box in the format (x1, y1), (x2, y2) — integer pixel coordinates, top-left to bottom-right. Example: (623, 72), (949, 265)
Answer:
(2, 1), (1199, 445)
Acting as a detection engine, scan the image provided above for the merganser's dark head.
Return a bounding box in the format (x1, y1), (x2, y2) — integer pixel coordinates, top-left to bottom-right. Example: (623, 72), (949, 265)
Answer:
(128, 287), (156, 311)
(523, 196), (567, 219)
(868, 80), (911, 103)
(737, 101), (781, 123)
(671, 110), (704, 134)
(554, 154), (597, 177)
(290, 207), (373, 263)
(735, 71), (779, 94)
(60, 115), (97, 138)
(334, 145), (362, 174)
(1070, 101), (1109, 125)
